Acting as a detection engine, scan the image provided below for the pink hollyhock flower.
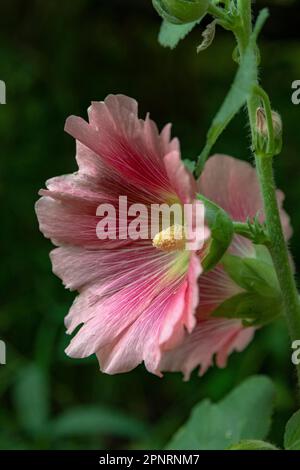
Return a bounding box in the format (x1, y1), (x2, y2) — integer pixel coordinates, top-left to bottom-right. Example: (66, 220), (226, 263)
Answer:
(36, 94), (209, 375)
(36, 95), (291, 378)
(159, 154), (292, 379)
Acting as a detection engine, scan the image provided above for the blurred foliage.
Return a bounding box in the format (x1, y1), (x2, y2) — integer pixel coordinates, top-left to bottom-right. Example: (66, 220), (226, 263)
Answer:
(167, 376), (275, 450)
(0, 0), (300, 450)
(284, 409), (300, 450)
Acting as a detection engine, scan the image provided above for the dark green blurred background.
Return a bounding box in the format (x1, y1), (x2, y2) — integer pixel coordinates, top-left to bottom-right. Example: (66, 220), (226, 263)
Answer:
(1, 0), (300, 450)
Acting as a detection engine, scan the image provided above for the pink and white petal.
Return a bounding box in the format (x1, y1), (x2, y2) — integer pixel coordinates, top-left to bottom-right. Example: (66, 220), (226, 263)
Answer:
(50, 246), (114, 291)
(89, 96), (177, 158)
(159, 253), (202, 349)
(35, 196), (101, 248)
(197, 265), (243, 320)
(160, 123), (180, 155)
(198, 155), (263, 221)
(90, 94), (138, 136)
(54, 246), (173, 333)
(198, 154), (292, 240)
(181, 253), (203, 333)
(51, 244), (169, 293)
(159, 318), (254, 380)
(41, 172), (107, 205)
(63, 249), (201, 374)
(76, 141), (107, 179)
(229, 234), (255, 258)
(95, 281), (190, 375)
(164, 151), (196, 204)
(216, 325), (255, 368)
(36, 188), (134, 250)
(36, 170), (162, 249)
(65, 278), (188, 371)
(95, 257), (202, 376)
(64, 274), (168, 350)
(65, 95), (178, 196)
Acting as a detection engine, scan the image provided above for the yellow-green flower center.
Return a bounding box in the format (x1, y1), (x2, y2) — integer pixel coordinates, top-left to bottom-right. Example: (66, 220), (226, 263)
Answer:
(152, 224), (186, 252)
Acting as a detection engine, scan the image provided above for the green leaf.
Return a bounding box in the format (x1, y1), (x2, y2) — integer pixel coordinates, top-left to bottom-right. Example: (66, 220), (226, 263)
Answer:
(158, 19), (199, 49)
(13, 364), (49, 436)
(197, 194), (233, 272)
(222, 254), (280, 298)
(48, 406), (148, 440)
(195, 36), (257, 175)
(214, 254), (282, 325)
(212, 291), (282, 326)
(167, 376), (275, 450)
(194, 9), (269, 176)
(284, 410), (300, 450)
(229, 440), (278, 450)
(254, 244), (273, 264)
(207, 42), (256, 141)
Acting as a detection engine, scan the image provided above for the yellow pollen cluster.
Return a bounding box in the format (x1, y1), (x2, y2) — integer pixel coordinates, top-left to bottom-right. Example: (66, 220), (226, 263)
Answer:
(152, 224), (186, 252)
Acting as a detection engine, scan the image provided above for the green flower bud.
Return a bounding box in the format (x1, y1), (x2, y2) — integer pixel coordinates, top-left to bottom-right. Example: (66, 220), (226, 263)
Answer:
(256, 107), (283, 156)
(152, 0), (209, 25)
(256, 107), (282, 140)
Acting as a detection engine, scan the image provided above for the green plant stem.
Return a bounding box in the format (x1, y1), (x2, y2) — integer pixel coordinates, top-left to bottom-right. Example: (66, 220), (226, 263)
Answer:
(237, 1), (300, 387)
(255, 157), (300, 334)
(207, 4), (229, 23)
(232, 222), (255, 241)
(232, 221), (268, 244)
(207, 3), (234, 29)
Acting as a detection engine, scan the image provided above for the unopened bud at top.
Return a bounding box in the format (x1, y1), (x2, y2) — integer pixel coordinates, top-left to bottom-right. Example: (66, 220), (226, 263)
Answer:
(256, 107), (282, 138)
(152, 0), (209, 25)
(256, 107), (282, 156)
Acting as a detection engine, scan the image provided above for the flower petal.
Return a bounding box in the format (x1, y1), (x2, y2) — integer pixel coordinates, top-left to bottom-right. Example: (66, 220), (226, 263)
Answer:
(197, 265), (243, 319)
(159, 318), (254, 380)
(198, 154), (292, 245)
(64, 251), (202, 375)
(65, 95), (188, 200)
(95, 281), (189, 375)
(164, 151), (196, 203)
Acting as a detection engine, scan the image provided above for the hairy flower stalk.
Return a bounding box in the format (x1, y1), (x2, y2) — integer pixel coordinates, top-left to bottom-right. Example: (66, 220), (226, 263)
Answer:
(234, 1), (300, 388)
